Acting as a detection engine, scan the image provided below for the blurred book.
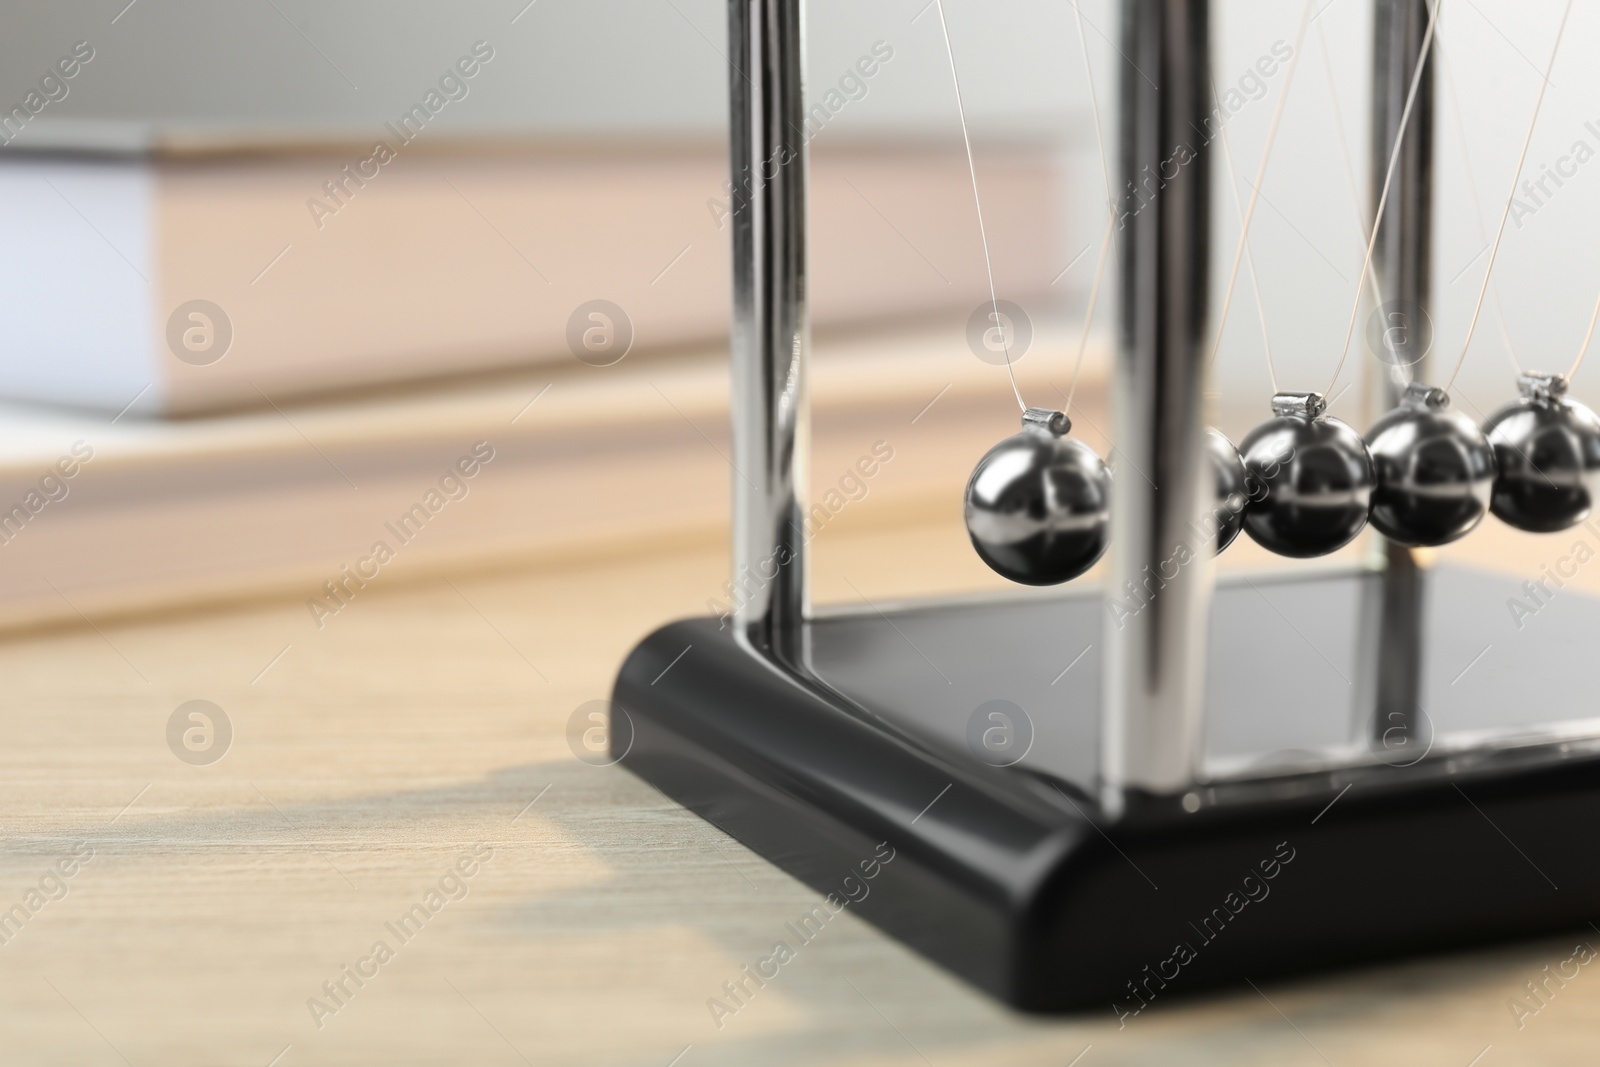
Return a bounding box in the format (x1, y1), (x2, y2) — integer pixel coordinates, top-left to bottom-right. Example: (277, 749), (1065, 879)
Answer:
(0, 320), (1108, 634)
(0, 121), (1069, 416)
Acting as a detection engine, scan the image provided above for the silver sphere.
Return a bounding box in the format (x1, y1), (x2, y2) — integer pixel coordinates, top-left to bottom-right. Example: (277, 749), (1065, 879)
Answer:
(1483, 372), (1600, 533)
(1365, 383), (1495, 547)
(964, 408), (1111, 586)
(1206, 429), (1248, 552)
(1239, 392), (1375, 558)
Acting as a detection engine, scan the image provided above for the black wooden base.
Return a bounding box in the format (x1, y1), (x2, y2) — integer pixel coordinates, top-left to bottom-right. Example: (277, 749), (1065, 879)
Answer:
(612, 567), (1600, 1013)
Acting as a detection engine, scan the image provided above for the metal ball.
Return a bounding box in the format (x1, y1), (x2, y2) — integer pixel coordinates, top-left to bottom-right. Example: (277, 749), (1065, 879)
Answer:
(1206, 428), (1248, 552)
(1482, 372), (1600, 533)
(964, 408), (1111, 586)
(1365, 383), (1495, 547)
(1239, 392), (1375, 558)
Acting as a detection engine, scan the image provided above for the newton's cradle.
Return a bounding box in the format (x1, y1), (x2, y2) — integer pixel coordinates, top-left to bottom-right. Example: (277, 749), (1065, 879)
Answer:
(614, 0), (1600, 1011)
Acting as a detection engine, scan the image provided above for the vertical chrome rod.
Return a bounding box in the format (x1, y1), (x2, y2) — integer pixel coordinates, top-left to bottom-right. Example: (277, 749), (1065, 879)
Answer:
(1103, 0), (1214, 804)
(1368, 0), (1435, 746)
(728, 0), (809, 659)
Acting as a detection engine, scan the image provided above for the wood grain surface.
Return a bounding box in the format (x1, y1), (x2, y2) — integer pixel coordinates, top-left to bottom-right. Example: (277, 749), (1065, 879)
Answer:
(0, 498), (1597, 1066)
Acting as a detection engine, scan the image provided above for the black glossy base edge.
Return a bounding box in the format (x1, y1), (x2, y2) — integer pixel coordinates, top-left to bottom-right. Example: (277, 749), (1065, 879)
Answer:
(614, 615), (1600, 1014)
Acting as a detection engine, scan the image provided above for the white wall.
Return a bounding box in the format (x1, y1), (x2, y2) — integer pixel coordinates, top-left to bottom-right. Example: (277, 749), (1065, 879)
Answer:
(0, 0), (1092, 136)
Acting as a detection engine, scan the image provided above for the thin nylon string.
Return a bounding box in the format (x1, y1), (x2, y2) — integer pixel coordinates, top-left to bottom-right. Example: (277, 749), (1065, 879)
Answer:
(1064, 0), (1118, 414)
(1065, 214), (1118, 413)
(1207, 0), (1314, 375)
(1315, 22), (1391, 362)
(1070, 0), (1116, 216)
(1570, 289), (1600, 381)
(1444, 0), (1573, 393)
(1325, 0), (1439, 396)
(934, 0), (1024, 412)
(1213, 78), (1278, 393)
(1436, 36), (1523, 373)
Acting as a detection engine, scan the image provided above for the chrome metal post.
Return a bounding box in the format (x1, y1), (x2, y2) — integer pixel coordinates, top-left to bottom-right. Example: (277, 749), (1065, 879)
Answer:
(1367, 0), (1435, 748)
(1103, 0), (1214, 804)
(728, 0), (809, 659)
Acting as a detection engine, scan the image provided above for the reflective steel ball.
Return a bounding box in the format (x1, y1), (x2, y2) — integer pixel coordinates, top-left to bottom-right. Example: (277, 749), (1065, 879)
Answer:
(1482, 372), (1600, 533)
(964, 407), (1111, 585)
(1365, 382), (1495, 547)
(1206, 428), (1248, 552)
(1239, 392), (1375, 558)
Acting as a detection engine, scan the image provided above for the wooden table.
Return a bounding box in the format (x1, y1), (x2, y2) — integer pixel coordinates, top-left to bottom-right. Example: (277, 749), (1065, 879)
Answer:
(1, 477), (1597, 1066)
